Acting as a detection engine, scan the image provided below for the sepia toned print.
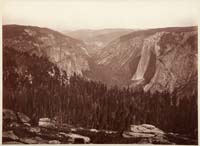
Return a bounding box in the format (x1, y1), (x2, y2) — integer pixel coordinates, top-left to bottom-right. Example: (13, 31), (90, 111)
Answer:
(2, 0), (198, 144)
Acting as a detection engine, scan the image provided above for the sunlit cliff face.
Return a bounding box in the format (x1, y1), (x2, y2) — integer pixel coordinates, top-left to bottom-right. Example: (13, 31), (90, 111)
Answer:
(141, 31), (197, 93)
(96, 27), (197, 93)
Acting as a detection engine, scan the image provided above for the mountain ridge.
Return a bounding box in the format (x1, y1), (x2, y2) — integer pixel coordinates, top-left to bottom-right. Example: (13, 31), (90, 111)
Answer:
(3, 25), (198, 93)
(64, 28), (136, 56)
(3, 24), (91, 76)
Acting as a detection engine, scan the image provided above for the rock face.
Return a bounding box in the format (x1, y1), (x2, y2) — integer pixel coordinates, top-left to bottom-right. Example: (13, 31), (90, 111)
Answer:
(3, 25), (90, 76)
(130, 124), (164, 135)
(94, 26), (197, 93)
(123, 124), (173, 144)
(122, 124), (197, 144)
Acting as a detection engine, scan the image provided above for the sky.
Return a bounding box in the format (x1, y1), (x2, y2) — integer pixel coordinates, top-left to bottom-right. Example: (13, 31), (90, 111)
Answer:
(2, 0), (200, 31)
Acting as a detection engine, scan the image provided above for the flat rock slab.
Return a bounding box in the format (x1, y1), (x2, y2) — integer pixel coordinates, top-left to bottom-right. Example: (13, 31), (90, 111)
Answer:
(130, 124), (165, 135)
(122, 124), (174, 144)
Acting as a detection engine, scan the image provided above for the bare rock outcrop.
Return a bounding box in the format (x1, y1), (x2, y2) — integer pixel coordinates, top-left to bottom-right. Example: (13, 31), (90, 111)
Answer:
(3, 109), (197, 144)
(123, 124), (171, 144)
(2, 109), (91, 144)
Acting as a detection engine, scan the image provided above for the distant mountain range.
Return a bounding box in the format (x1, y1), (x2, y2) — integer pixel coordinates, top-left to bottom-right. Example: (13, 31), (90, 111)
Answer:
(3, 25), (198, 93)
(64, 29), (136, 56)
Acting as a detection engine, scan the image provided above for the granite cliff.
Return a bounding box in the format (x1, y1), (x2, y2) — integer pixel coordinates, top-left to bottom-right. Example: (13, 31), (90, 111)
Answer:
(3, 25), (90, 76)
(94, 27), (197, 92)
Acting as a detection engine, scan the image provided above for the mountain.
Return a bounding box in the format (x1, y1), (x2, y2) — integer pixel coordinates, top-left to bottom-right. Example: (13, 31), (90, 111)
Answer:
(3, 25), (90, 76)
(3, 25), (198, 142)
(4, 25), (197, 93)
(92, 26), (198, 93)
(64, 29), (135, 56)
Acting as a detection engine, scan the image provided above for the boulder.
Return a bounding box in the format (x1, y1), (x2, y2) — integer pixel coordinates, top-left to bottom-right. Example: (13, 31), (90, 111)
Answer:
(71, 128), (77, 132)
(39, 118), (51, 122)
(90, 128), (99, 132)
(59, 132), (90, 144)
(24, 123), (31, 127)
(17, 112), (30, 123)
(29, 127), (41, 133)
(17, 112), (31, 123)
(3, 109), (17, 122)
(39, 118), (56, 129)
(3, 131), (19, 141)
(141, 124), (156, 129)
(130, 124), (164, 135)
(48, 140), (61, 144)
(123, 124), (175, 144)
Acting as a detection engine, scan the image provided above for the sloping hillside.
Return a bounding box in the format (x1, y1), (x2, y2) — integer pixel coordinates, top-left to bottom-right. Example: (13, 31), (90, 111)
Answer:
(3, 25), (90, 76)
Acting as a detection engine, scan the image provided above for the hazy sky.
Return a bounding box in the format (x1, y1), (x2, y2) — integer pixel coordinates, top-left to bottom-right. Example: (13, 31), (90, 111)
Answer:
(2, 0), (200, 31)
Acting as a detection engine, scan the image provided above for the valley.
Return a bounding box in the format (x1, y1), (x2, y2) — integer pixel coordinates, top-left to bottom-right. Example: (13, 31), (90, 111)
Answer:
(2, 24), (198, 144)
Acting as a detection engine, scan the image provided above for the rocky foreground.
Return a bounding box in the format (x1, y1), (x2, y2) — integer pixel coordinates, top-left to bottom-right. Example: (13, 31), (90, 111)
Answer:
(3, 109), (197, 144)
